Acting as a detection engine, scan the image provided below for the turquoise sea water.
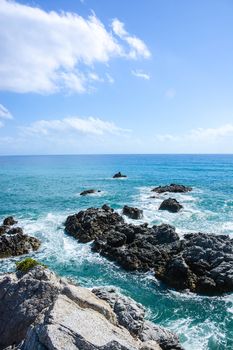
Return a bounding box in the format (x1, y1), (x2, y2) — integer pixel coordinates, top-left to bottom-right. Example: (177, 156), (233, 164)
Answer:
(0, 154), (233, 350)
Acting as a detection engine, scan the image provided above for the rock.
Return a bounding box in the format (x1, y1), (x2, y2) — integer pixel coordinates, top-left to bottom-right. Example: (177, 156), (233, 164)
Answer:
(92, 287), (183, 350)
(65, 207), (233, 294)
(123, 206), (143, 220)
(0, 225), (8, 235)
(65, 206), (233, 294)
(80, 189), (101, 196)
(0, 266), (165, 350)
(113, 172), (127, 178)
(7, 227), (24, 235)
(152, 184), (192, 194)
(0, 233), (40, 258)
(3, 216), (18, 226)
(139, 321), (184, 350)
(158, 198), (183, 213)
(92, 287), (145, 336)
(64, 204), (124, 243)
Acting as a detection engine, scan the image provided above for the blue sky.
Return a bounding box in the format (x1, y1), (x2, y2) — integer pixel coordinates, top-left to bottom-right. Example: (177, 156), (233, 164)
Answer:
(0, 0), (233, 154)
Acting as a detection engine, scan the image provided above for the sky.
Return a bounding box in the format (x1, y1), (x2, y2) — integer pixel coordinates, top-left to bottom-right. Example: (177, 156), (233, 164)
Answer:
(0, 0), (233, 155)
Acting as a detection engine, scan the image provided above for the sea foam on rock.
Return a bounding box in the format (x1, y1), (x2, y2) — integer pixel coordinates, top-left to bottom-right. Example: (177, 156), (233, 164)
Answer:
(123, 205), (143, 220)
(0, 266), (183, 350)
(152, 184), (192, 194)
(65, 206), (233, 295)
(0, 217), (40, 258)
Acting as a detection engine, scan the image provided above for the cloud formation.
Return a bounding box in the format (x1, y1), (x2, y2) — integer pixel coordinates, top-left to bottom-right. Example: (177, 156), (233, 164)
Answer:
(0, 0), (150, 94)
(22, 116), (130, 136)
(112, 19), (151, 59)
(157, 124), (233, 142)
(0, 104), (13, 128)
(131, 70), (150, 80)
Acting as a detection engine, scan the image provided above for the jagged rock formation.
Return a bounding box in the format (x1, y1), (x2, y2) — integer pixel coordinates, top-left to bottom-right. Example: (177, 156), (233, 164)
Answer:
(123, 206), (143, 220)
(65, 205), (124, 243)
(0, 266), (183, 350)
(65, 206), (233, 294)
(0, 217), (40, 258)
(159, 198), (183, 213)
(152, 184), (192, 194)
(92, 287), (183, 350)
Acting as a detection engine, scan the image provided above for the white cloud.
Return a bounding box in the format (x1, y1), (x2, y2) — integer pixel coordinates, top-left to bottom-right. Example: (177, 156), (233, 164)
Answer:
(165, 88), (176, 99)
(131, 70), (150, 80)
(0, 104), (13, 119)
(22, 116), (131, 136)
(111, 19), (151, 59)
(157, 123), (233, 143)
(0, 104), (13, 127)
(0, 0), (150, 94)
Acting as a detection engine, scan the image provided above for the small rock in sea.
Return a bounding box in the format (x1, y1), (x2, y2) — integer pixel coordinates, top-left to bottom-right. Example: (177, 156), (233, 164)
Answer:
(3, 216), (18, 226)
(159, 198), (183, 213)
(152, 183), (192, 194)
(80, 189), (101, 196)
(123, 205), (143, 219)
(0, 233), (41, 258)
(113, 171), (127, 178)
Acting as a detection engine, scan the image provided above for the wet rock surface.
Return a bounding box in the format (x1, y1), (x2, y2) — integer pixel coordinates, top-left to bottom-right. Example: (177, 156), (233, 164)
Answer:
(152, 184), (192, 194)
(0, 266), (176, 350)
(123, 205), (143, 220)
(65, 204), (124, 243)
(80, 189), (101, 196)
(65, 206), (233, 294)
(159, 198), (183, 213)
(113, 172), (127, 178)
(0, 217), (40, 258)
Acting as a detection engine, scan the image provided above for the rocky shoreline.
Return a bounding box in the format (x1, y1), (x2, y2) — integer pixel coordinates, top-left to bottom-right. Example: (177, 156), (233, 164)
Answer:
(0, 265), (183, 350)
(65, 205), (233, 295)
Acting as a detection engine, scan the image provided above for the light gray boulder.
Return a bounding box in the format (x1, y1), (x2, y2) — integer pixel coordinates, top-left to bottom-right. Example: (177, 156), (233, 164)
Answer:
(0, 267), (163, 350)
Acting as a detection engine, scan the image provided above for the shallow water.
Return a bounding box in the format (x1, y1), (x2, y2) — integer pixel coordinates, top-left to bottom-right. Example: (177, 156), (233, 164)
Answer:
(0, 154), (233, 350)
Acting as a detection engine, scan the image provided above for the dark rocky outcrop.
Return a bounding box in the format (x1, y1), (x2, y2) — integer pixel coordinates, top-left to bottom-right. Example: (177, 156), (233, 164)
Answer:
(64, 204), (124, 243)
(113, 172), (127, 178)
(152, 184), (192, 194)
(123, 205), (143, 220)
(3, 216), (18, 226)
(0, 233), (41, 258)
(0, 266), (183, 350)
(0, 217), (40, 258)
(159, 198), (183, 213)
(65, 206), (233, 294)
(80, 189), (101, 196)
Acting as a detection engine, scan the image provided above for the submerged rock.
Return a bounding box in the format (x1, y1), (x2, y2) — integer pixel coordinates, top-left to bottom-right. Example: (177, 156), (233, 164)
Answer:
(65, 206), (233, 294)
(113, 171), (127, 178)
(123, 205), (143, 220)
(152, 184), (192, 194)
(159, 198), (183, 213)
(0, 266), (171, 350)
(80, 189), (101, 196)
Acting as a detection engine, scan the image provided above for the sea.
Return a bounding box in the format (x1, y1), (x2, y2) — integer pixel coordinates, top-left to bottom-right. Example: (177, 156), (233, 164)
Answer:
(0, 154), (233, 350)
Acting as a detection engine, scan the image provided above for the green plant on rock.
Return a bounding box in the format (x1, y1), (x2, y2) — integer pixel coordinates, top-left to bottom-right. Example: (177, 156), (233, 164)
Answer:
(16, 257), (47, 273)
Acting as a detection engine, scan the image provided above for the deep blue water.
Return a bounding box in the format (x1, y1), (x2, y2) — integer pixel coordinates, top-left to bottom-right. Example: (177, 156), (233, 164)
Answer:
(0, 154), (233, 350)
